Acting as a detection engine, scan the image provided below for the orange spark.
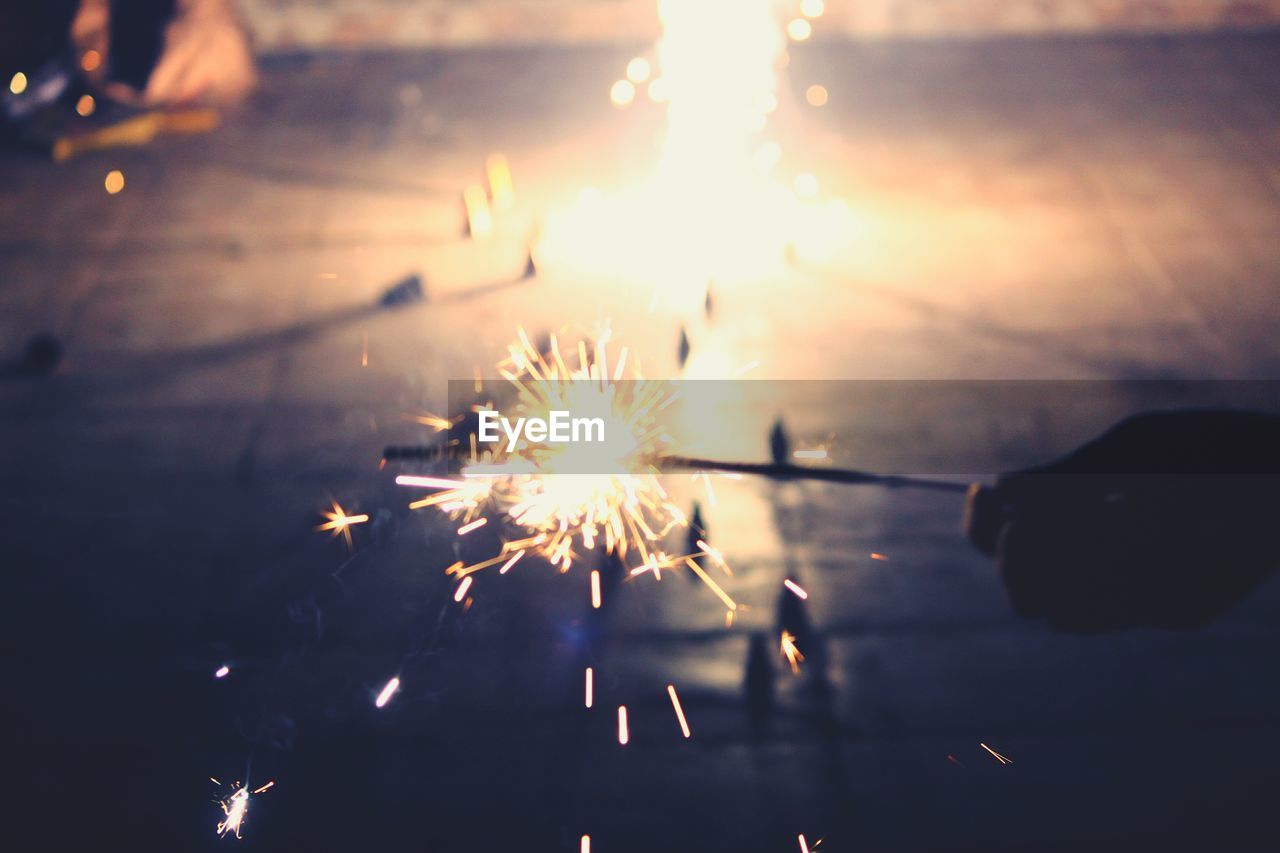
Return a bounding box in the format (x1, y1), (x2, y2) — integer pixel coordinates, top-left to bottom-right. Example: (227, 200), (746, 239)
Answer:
(316, 501), (369, 548)
(780, 630), (805, 675)
(980, 743), (1013, 765)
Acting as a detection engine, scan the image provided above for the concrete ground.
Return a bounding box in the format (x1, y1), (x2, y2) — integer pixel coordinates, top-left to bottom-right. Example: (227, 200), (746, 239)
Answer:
(4, 33), (1280, 851)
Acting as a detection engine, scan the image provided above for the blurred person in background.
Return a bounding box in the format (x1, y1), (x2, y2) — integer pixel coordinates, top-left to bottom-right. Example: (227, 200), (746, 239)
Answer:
(2, 0), (254, 129)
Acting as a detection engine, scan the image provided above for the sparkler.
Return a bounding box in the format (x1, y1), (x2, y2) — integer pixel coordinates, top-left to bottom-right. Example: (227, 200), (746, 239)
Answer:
(667, 684), (692, 738)
(396, 328), (739, 612)
(980, 743), (1014, 765)
(213, 779), (274, 839)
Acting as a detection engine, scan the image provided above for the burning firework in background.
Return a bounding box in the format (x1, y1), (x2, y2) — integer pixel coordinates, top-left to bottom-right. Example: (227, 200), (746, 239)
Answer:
(543, 0), (848, 306)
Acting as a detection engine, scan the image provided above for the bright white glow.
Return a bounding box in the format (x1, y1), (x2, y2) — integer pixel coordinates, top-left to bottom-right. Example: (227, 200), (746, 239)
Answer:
(787, 18), (812, 41)
(784, 578), (809, 599)
(626, 57), (652, 83)
(794, 172), (819, 198)
(617, 705), (629, 745)
(585, 667), (594, 708)
(590, 570), (602, 609)
(375, 676), (400, 708)
(800, 0), (825, 18)
(214, 665), (230, 679)
(454, 575), (474, 602)
(610, 79), (636, 107)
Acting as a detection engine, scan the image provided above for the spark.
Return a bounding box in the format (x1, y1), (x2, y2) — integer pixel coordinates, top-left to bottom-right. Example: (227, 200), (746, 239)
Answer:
(617, 705), (629, 745)
(454, 576), (474, 602)
(870, 552), (889, 561)
(499, 551), (524, 574)
(76, 94), (95, 117)
(81, 50), (102, 72)
(980, 743), (1013, 765)
(375, 676), (400, 708)
(581, 836), (591, 853)
(457, 517), (488, 535)
(667, 684), (691, 738)
(104, 170), (125, 195)
(9, 72), (27, 95)
(780, 630), (805, 675)
(316, 500), (369, 549)
(585, 667), (594, 708)
(214, 665), (230, 679)
(591, 570), (602, 609)
(799, 835), (811, 853)
(783, 578), (809, 599)
(215, 780), (274, 838)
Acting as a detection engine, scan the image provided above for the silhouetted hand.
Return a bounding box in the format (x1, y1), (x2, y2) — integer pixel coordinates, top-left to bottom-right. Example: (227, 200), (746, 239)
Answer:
(965, 410), (1280, 631)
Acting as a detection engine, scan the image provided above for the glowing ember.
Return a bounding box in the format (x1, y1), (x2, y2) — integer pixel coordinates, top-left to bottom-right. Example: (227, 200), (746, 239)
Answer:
(316, 500), (369, 548)
(375, 676), (400, 708)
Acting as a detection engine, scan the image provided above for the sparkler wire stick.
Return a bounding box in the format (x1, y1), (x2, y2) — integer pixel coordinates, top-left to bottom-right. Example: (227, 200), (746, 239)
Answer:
(661, 455), (971, 494)
(385, 444), (972, 494)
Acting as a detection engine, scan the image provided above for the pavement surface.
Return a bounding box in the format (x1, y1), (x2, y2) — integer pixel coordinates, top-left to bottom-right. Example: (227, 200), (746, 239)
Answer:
(4, 34), (1280, 852)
